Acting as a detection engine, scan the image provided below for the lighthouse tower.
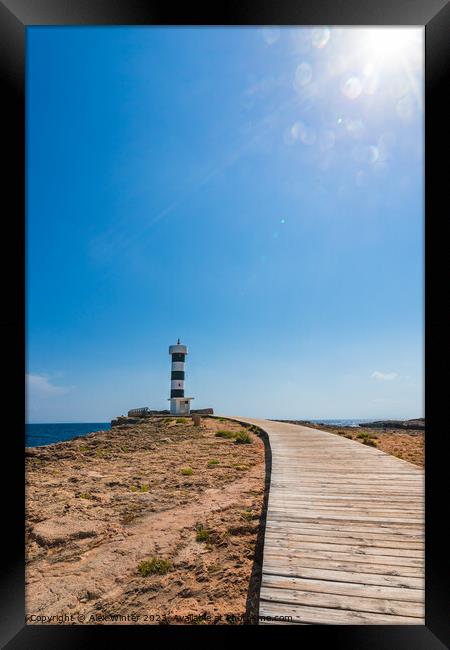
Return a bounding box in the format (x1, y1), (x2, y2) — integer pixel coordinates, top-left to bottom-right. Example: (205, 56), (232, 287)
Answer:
(168, 339), (194, 415)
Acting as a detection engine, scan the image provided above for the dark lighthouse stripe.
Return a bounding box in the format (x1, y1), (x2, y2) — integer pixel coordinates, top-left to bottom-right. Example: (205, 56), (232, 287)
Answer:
(171, 353), (186, 363)
(171, 370), (185, 380)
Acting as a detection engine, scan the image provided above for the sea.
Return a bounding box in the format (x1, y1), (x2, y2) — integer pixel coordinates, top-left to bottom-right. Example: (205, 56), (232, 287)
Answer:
(26, 422), (111, 447)
(310, 419), (375, 427)
(25, 418), (371, 447)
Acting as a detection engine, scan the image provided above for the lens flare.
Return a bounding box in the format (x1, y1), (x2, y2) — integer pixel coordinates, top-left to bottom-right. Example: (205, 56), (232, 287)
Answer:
(364, 28), (420, 62)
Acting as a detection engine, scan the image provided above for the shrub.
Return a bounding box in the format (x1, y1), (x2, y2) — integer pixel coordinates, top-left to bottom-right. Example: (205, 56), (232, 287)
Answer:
(363, 438), (377, 447)
(176, 418), (187, 424)
(357, 431), (370, 439)
(140, 484), (150, 492)
(234, 431), (252, 444)
(215, 429), (235, 439)
(138, 557), (172, 577)
(207, 459), (220, 467)
(240, 508), (254, 521)
(181, 467), (193, 476)
(79, 493), (91, 500)
(207, 564), (220, 573)
(195, 523), (211, 542)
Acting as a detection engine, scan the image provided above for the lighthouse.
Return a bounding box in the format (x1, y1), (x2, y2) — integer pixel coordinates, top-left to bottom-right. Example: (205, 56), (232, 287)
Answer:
(168, 339), (194, 415)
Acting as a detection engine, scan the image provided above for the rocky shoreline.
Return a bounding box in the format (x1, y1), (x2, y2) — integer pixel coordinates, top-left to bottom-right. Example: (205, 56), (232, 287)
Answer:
(275, 417), (424, 430)
(358, 418), (425, 430)
(111, 409), (214, 427)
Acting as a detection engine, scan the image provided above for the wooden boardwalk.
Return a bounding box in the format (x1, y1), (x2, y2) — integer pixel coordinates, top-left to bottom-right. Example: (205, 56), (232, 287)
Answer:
(230, 417), (424, 625)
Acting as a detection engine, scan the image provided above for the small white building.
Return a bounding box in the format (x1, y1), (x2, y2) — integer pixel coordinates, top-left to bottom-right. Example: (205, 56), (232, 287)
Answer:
(168, 339), (194, 415)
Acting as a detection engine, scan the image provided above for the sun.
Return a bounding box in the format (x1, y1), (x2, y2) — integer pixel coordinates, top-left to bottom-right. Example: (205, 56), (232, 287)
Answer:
(363, 27), (421, 63)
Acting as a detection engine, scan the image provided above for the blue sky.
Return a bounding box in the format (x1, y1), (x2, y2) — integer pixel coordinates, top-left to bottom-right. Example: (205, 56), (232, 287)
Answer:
(26, 27), (424, 422)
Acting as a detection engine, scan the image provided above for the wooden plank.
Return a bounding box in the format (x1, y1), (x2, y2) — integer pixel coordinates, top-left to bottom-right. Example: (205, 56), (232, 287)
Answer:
(262, 574), (424, 601)
(263, 549), (423, 567)
(265, 524), (424, 541)
(266, 494), (424, 503)
(263, 538), (424, 557)
(267, 511), (423, 524)
(265, 521), (424, 536)
(264, 531), (423, 549)
(263, 555), (423, 576)
(267, 503), (424, 516)
(260, 586), (424, 617)
(263, 567), (424, 589)
(258, 602), (423, 625)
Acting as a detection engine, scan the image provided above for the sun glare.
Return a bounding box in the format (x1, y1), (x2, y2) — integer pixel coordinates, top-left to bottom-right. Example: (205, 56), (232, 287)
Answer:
(364, 28), (420, 62)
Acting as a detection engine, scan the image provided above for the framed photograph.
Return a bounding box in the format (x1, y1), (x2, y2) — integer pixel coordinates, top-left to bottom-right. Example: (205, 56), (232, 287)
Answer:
(1, 0), (448, 647)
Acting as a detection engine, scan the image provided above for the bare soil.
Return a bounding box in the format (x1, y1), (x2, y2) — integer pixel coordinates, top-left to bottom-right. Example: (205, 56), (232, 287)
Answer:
(26, 417), (267, 625)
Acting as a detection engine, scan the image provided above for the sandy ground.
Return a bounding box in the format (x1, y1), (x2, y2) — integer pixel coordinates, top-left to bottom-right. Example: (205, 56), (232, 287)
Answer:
(281, 422), (424, 467)
(26, 417), (267, 625)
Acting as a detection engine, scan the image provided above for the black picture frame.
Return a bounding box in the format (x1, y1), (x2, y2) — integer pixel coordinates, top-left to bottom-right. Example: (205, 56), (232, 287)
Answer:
(1, 0), (449, 647)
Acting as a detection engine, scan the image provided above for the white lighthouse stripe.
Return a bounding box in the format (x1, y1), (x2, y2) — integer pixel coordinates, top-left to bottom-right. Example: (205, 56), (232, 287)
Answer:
(171, 362), (185, 371)
(171, 380), (184, 389)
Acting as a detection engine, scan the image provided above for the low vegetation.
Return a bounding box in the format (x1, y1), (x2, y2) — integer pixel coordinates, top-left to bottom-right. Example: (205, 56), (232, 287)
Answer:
(130, 484), (149, 492)
(215, 429), (236, 439)
(234, 431), (252, 444)
(207, 564), (220, 574)
(195, 523), (211, 542)
(138, 557), (172, 577)
(240, 508), (254, 521)
(180, 467), (193, 476)
(215, 429), (252, 444)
